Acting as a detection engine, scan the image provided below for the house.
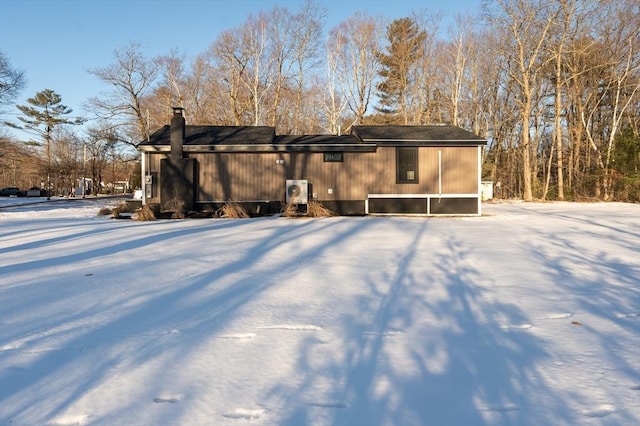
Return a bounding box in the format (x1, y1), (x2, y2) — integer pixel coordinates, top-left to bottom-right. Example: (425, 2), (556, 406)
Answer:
(138, 107), (487, 216)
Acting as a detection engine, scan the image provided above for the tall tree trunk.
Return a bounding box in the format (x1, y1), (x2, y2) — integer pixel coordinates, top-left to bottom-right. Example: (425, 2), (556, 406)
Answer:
(542, 143), (555, 199)
(554, 55), (565, 200)
(522, 103), (533, 200)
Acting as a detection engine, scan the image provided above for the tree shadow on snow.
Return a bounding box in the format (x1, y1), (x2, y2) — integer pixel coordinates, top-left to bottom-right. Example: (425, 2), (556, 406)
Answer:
(273, 219), (571, 426)
(0, 215), (380, 424)
(3, 206), (638, 425)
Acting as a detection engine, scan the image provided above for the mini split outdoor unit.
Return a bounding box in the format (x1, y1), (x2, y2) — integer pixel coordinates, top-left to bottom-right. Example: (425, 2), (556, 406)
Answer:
(286, 179), (308, 204)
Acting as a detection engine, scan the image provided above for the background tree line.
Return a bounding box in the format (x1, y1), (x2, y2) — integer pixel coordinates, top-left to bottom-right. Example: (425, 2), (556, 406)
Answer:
(2, 0), (638, 201)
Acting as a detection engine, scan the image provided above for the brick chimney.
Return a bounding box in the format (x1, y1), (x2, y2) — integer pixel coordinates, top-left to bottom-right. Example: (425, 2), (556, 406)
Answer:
(170, 107), (185, 164)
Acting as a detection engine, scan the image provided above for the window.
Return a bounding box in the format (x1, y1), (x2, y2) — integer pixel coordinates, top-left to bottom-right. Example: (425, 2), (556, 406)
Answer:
(323, 152), (343, 162)
(396, 147), (418, 183)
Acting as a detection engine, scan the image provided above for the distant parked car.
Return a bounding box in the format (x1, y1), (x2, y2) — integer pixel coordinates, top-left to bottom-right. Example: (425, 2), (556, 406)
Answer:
(0, 187), (26, 197)
(27, 187), (44, 197)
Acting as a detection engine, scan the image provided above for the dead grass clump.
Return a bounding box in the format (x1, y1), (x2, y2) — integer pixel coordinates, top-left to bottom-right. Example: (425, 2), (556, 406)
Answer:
(283, 201), (334, 218)
(98, 202), (140, 218)
(282, 202), (300, 217)
(111, 201), (135, 219)
(162, 197), (187, 219)
(215, 201), (250, 218)
(132, 205), (156, 221)
(306, 200), (335, 217)
(164, 197), (185, 213)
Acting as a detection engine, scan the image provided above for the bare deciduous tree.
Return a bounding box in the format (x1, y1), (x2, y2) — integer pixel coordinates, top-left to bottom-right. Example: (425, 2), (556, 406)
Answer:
(580, 0), (640, 200)
(324, 37), (349, 134)
(486, 0), (562, 200)
(443, 14), (475, 127)
(87, 42), (160, 146)
(0, 51), (26, 111)
(327, 12), (383, 129)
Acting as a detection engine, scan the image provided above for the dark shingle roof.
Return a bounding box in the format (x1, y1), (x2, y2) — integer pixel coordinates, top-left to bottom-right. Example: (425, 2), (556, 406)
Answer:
(140, 125), (276, 146)
(351, 125), (486, 145)
(275, 134), (355, 145)
(138, 124), (485, 152)
(139, 125), (377, 152)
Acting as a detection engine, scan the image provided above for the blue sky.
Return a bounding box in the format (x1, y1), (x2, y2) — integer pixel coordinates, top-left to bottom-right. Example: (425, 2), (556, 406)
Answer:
(1, 0), (482, 138)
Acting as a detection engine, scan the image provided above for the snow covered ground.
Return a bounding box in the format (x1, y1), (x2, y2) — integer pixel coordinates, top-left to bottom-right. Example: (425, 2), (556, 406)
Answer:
(1, 198), (638, 426)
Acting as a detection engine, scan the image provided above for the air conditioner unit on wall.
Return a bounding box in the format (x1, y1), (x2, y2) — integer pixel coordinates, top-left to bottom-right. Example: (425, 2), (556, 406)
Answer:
(286, 179), (308, 204)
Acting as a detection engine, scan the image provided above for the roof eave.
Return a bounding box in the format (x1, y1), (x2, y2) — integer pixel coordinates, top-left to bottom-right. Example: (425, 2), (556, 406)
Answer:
(139, 144), (377, 153)
(363, 139), (487, 145)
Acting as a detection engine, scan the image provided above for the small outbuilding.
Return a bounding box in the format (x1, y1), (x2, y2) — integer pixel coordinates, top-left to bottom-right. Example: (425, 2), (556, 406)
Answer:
(138, 108), (487, 216)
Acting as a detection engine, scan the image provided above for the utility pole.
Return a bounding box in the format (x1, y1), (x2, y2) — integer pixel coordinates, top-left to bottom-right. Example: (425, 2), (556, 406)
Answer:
(46, 131), (51, 200)
(82, 144), (86, 198)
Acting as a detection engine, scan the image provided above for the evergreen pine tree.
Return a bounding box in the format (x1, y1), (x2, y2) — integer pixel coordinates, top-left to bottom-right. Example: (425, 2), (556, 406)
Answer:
(376, 18), (427, 123)
(15, 89), (84, 199)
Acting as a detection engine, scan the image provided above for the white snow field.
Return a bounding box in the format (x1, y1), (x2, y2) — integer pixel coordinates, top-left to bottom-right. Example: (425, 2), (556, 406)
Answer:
(0, 198), (639, 425)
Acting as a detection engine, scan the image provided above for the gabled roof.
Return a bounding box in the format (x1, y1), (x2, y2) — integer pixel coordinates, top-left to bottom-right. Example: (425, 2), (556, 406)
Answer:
(138, 124), (485, 153)
(351, 125), (486, 145)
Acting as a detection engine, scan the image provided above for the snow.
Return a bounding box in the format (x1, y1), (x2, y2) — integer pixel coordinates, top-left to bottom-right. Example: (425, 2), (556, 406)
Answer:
(1, 197), (639, 425)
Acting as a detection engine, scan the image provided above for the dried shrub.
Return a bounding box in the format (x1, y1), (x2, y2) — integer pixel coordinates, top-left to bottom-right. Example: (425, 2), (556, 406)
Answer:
(162, 197), (187, 219)
(97, 207), (112, 216)
(307, 200), (335, 217)
(282, 202), (300, 217)
(132, 205), (156, 221)
(111, 202), (135, 219)
(164, 197), (185, 213)
(214, 201), (250, 218)
(121, 201), (136, 212)
(284, 201), (335, 218)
